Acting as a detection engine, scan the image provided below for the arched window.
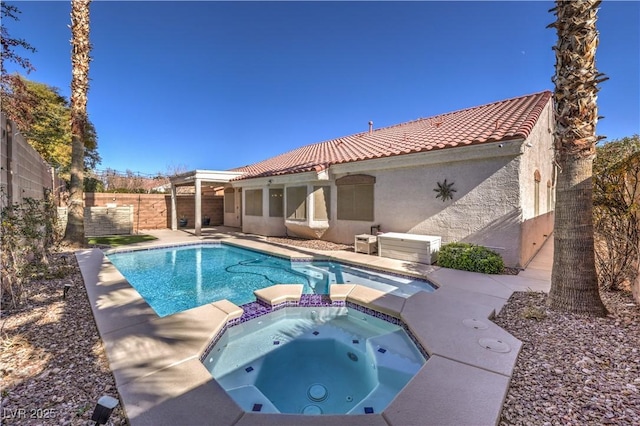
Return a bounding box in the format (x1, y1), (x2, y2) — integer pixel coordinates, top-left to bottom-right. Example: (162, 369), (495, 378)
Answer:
(534, 170), (541, 216)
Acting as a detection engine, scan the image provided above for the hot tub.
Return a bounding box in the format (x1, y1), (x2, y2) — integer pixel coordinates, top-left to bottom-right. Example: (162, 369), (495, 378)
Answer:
(201, 306), (426, 415)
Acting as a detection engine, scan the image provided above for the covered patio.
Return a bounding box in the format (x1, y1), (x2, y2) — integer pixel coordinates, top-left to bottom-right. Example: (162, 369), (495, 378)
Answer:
(168, 170), (244, 236)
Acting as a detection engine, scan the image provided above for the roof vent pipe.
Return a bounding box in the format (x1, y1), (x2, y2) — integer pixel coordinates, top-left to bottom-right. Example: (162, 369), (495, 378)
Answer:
(368, 121), (373, 134)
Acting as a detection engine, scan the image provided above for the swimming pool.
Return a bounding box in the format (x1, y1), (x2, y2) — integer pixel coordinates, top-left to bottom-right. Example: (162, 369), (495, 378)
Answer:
(107, 243), (435, 317)
(202, 306), (426, 415)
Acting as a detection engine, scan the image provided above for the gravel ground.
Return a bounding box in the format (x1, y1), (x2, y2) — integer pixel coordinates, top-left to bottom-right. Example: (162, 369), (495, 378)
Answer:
(1, 241), (638, 426)
(495, 290), (640, 425)
(267, 236), (354, 251)
(0, 252), (127, 426)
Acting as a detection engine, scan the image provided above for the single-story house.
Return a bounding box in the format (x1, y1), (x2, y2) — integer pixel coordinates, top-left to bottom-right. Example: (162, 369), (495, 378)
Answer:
(171, 91), (555, 268)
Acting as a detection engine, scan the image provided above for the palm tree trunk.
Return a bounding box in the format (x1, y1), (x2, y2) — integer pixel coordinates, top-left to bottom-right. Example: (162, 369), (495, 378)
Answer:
(64, 0), (91, 246)
(547, 0), (607, 316)
(550, 154), (606, 314)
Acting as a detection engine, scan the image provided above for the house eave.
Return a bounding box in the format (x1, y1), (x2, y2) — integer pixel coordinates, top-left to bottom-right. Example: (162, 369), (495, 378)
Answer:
(231, 140), (524, 187)
(170, 169), (245, 186)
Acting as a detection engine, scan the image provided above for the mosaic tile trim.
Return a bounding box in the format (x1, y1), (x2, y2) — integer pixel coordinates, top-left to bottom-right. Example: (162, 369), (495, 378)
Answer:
(199, 321), (230, 362)
(299, 294), (334, 306)
(403, 323), (431, 361)
(289, 257), (328, 263)
(346, 302), (402, 325)
(200, 295), (428, 363)
(270, 300), (300, 312)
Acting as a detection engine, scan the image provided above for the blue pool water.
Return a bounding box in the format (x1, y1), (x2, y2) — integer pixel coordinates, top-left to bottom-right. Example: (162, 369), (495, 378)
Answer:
(107, 243), (435, 317)
(203, 307), (426, 414)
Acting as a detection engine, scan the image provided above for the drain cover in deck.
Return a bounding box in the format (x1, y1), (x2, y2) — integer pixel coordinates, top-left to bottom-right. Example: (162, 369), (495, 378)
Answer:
(478, 337), (510, 353)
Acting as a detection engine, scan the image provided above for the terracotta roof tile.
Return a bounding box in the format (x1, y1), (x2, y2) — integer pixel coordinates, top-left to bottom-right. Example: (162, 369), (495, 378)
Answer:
(232, 91), (552, 180)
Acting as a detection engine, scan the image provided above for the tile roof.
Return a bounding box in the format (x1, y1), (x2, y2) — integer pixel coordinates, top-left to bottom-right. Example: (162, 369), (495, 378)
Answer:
(232, 91), (552, 180)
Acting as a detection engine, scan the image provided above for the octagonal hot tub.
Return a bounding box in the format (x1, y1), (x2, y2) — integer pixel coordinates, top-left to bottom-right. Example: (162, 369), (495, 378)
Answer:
(202, 306), (426, 415)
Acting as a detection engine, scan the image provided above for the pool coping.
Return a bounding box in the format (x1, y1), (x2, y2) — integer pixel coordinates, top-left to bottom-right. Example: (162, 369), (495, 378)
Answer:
(77, 230), (550, 425)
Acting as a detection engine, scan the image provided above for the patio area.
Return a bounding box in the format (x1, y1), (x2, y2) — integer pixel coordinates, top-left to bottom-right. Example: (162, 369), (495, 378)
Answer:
(77, 227), (552, 425)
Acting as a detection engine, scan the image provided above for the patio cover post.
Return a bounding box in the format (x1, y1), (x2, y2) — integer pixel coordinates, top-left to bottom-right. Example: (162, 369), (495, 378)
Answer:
(195, 178), (202, 236)
(170, 184), (177, 230)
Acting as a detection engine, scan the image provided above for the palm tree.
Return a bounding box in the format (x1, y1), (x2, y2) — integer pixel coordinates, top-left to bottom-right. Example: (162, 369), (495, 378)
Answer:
(64, 0), (91, 246)
(547, 0), (608, 316)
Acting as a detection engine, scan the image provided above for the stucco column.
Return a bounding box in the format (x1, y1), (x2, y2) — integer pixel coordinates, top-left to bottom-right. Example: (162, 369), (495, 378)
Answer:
(170, 184), (177, 230)
(195, 178), (202, 236)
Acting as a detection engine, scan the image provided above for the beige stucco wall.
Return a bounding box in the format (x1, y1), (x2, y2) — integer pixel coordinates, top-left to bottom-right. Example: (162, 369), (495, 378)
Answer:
(517, 101), (556, 265)
(519, 101), (556, 219)
(322, 151), (524, 266)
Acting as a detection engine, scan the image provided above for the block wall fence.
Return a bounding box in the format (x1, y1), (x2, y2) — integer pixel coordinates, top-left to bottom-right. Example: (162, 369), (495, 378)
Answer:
(1, 113), (63, 207)
(84, 193), (223, 235)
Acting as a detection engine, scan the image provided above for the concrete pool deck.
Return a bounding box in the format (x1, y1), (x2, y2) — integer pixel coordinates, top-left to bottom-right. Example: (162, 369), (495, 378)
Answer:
(76, 228), (553, 426)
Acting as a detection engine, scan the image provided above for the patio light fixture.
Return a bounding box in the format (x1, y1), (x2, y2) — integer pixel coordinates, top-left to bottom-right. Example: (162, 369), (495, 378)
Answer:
(63, 283), (72, 299)
(91, 395), (119, 425)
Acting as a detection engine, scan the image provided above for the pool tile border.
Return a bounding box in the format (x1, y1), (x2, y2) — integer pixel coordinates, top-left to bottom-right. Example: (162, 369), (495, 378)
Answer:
(199, 293), (429, 367)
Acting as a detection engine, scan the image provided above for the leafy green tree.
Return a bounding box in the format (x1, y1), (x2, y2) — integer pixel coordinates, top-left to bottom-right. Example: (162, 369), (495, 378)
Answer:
(547, 0), (607, 316)
(8, 78), (100, 179)
(1, 3), (37, 131)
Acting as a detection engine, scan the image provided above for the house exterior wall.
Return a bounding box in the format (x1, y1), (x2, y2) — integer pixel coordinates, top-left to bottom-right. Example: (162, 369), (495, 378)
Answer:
(229, 98), (556, 268)
(231, 142), (529, 266)
(322, 151), (524, 266)
(242, 186), (286, 236)
(517, 101), (556, 266)
(224, 188), (242, 228)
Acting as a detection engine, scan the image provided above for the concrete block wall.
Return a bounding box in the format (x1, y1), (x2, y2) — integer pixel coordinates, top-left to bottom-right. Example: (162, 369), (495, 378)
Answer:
(84, 206), (134, 236)
(84, 193), (223, 233)
(176, 195), (223, 227)
(1, 113), (61, 207)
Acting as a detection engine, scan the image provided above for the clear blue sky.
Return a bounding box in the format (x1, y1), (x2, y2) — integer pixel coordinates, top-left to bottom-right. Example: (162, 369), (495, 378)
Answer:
(5, 1), (639, 176)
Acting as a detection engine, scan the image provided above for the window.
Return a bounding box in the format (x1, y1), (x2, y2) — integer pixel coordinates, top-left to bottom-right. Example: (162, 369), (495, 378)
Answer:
(547, 180), (553, 212)
(336, 175), (375, 221)
(224, 188), (235, 213)
(286, 186), (307, 220)
(245, 189), (263, 216)
(534, 170), (541, 217)
(269, 188), (283, 217)
(313, 186), (330, 220)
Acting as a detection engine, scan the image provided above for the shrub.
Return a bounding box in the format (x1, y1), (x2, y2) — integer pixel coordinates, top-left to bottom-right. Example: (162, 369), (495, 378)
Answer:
(593, 135), (640, 291)
(437, 242), (504, 274)
(1, 190), (61, 309)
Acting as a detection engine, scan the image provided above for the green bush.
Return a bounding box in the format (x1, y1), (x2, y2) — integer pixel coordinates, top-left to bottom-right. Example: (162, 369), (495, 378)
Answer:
(437, 242), (504, 274)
